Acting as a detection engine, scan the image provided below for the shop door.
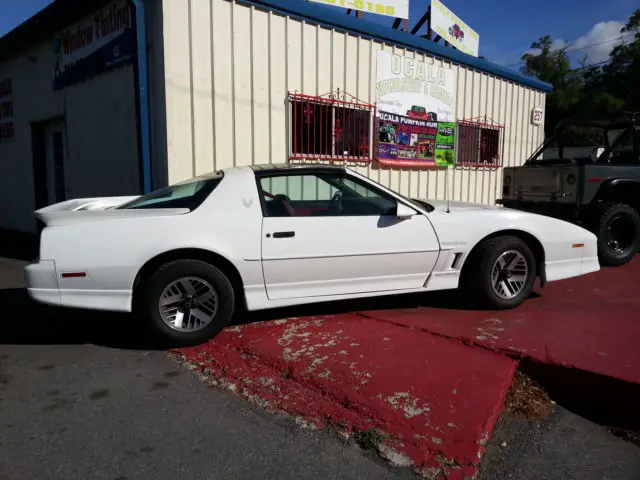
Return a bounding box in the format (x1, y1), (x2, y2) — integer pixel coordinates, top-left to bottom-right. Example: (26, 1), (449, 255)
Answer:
(44, 120), (67, 205)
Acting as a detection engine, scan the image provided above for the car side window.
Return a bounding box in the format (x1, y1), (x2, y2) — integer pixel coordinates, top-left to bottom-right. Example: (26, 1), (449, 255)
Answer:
(606, 128), (638, 165)
(259, 172), (397, 217)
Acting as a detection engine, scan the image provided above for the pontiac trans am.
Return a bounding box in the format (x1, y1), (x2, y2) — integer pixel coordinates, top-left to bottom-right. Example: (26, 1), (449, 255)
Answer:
(25, 164), (600, 345)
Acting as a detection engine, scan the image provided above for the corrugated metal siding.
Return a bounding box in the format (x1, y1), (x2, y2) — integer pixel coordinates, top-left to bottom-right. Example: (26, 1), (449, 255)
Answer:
(157, 0), (546, 205)
(0, 40), (140, 232)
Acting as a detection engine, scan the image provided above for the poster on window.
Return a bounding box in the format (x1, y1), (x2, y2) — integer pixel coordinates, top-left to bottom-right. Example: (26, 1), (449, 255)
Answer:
(377, 111), (438, 165)
(376, 113), (456, 166)
(375, 51), (456, 167)
(434, 122), (456, 166)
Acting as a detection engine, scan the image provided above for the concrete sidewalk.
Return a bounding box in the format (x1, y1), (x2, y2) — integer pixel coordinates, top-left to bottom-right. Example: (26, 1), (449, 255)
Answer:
(361, 258), (640, 384)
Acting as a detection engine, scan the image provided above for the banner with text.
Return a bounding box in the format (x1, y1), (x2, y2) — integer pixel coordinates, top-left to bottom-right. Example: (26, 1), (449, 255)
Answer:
(376, 112), (456, 166)
(0, 78), (14, 143)
(430, 0), (479, 57)
(307, 0), (409, 19)
(376, 51), (456, 167)
(434, 122), (456, 166)
(52, 0), (135, 90)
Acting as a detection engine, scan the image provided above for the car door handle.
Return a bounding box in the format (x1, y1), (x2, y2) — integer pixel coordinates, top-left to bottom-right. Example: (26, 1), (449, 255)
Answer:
(272, 231), (295, 238)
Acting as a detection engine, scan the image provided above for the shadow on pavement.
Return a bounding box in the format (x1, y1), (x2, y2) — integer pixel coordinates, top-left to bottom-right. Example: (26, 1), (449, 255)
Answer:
(0, 288), (163, 350)
(521, 359), (640, 432)
(1, 280), (542, 350)
(1, 285), (470, 349)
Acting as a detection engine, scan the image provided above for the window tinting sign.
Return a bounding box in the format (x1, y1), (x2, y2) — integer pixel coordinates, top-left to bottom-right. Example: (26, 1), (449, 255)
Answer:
(52, 0), (135, 90)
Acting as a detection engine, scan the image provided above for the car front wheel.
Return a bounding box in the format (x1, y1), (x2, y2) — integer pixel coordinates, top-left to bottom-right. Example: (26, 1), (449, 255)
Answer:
(463, 236), (537, 309)
(139, 259), (235, 346)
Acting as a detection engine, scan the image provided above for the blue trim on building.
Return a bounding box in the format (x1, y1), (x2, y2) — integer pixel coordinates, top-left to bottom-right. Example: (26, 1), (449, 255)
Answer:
(133, 0), (153, 193)
(237, 0), (553, 93)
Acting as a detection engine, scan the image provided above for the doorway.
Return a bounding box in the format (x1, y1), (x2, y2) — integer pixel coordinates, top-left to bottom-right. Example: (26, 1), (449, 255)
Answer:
(32, 117), (67, 210)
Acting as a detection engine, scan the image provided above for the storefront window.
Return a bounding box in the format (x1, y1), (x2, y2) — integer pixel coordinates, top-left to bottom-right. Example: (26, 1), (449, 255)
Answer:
(289, 92), (374, 163)
(457, 120), (503, 167)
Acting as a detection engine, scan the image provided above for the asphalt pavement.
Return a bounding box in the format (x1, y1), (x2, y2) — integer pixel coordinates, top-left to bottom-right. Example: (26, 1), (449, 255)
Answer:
(479, 409), (640, 480)
(0, 259), (415, 480)
(2, 257), (639, 480)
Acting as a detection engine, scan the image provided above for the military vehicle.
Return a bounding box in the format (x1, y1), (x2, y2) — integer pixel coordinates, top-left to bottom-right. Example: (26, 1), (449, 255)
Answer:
(498, 111), (640, 266)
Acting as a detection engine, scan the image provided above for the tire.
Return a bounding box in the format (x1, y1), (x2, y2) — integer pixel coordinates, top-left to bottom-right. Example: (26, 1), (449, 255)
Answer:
(588, 202), (640, 267)
(138, 259), (235, 346)
(463, 236), (537, 310)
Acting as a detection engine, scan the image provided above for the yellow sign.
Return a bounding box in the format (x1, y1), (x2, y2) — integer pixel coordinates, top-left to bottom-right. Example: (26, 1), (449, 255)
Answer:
(430, 0), (479, 57)
(307, 0), (410, 20)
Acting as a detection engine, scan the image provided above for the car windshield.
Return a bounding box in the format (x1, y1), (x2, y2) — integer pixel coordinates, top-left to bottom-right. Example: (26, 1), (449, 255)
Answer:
(117, 172), (224, 210)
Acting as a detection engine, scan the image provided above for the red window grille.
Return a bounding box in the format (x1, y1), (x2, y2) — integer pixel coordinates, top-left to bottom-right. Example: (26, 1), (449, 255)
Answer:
(457, 117), (504, 168)
(289, 90), (375, 164)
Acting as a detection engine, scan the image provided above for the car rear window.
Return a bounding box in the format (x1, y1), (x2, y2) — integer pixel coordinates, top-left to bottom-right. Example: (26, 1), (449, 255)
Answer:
(117, 172), (223, 211)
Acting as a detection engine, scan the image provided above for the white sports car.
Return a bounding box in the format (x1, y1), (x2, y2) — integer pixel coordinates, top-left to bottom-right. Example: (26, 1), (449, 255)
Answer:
(25, 164), (600, 345)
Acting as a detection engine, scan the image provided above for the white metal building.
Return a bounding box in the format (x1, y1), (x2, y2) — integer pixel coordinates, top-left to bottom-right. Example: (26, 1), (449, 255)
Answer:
(0, 0), (551, 243)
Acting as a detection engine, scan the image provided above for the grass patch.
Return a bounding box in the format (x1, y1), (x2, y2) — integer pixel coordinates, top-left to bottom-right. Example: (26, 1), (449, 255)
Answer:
(353, 427), (386, 451)
(505, 370), (554, 419)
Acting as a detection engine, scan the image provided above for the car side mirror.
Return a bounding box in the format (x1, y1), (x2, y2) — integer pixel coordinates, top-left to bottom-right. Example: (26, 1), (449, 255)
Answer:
(396, 203), (417, 219)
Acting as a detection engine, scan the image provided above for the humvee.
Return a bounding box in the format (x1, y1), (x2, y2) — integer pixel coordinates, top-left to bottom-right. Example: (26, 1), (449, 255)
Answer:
(498, 111), (640, 266)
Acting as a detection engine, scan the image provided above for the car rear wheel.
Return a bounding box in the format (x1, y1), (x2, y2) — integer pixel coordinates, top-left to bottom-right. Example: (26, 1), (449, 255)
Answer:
(589, 202), (640, 267)
(139, 259), (235, 346)
(463, 236), (537, 309)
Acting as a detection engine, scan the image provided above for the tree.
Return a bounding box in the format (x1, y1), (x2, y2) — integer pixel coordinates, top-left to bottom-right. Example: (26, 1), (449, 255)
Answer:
(600, 9), (640, 111)
(520, 9), (640, 138)
(520, 35), (582, 136)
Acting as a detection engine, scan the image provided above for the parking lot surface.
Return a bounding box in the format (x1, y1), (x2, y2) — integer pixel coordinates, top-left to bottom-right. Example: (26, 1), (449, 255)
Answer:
(362, 258), (640, 383)
(3, 257), (640, 479)
(176, 314), (516, 478)
(0, 260), (416, 480)
(176, 258), (640, 478)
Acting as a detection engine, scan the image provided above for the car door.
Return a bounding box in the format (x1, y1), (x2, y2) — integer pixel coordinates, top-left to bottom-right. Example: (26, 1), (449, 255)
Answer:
(259, 170), (441, 300)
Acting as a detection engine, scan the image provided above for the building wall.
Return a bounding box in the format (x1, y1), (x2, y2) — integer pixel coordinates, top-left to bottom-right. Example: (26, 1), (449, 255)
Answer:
(0, 41), (140, 233)
(154, 0), (546, 205)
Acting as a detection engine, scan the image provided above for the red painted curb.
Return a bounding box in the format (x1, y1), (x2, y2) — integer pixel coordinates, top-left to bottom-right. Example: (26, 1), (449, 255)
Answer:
(174, 313), (516, 478)
(360, 259), (640, 385)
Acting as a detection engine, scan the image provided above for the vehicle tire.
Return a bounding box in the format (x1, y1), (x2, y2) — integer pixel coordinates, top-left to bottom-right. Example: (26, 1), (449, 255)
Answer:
(139, 259), (235, 347)
(463, 236), (537, 310)
(588, 202), (640, 267)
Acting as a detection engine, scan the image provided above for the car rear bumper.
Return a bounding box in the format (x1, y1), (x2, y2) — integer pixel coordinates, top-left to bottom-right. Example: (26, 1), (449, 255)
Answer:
(24, 259), (62, 306)
(25, 260), (133, 312)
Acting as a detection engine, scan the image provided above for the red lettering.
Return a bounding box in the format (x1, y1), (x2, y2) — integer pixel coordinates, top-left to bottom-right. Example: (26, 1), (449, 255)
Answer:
(95, 4), (132, 39)
(0, 122), (14, 141)
(0, 78), (11, 98)
(61, 24), (94, 55)
(0, 101), (13, 120)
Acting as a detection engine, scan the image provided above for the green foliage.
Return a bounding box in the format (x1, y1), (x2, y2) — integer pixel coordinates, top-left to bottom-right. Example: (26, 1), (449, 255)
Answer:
(520, 9), (640, 139)
(353, 428), (386, 451)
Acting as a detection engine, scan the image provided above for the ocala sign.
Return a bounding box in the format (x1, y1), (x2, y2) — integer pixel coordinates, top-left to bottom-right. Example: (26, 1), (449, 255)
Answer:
(52, 0), (135, 90)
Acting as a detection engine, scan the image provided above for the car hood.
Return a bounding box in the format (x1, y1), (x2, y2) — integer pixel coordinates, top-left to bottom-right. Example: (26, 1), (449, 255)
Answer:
(417, 199), (503, 213)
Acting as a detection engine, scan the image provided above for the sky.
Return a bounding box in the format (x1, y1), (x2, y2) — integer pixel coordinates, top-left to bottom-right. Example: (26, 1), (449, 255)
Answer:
(0, 0), (636, 71)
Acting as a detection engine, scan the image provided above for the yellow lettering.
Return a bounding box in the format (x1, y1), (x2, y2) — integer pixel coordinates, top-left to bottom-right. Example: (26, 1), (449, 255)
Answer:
(404, 58), (415, 78)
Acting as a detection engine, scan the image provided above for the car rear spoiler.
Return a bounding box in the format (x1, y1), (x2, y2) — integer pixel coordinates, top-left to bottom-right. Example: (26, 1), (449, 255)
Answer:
(34, 196), (190, 227)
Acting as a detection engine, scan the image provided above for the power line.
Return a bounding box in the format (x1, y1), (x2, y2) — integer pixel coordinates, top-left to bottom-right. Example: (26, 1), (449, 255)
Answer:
(565, 32), (636, 53)
(570, 59), (611, 71)
(503, 32), (636, 69)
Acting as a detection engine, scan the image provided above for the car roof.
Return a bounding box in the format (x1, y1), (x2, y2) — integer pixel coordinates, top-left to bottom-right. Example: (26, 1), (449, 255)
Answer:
(248, 163), (346, 171)
(244, 163), (349, 175)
